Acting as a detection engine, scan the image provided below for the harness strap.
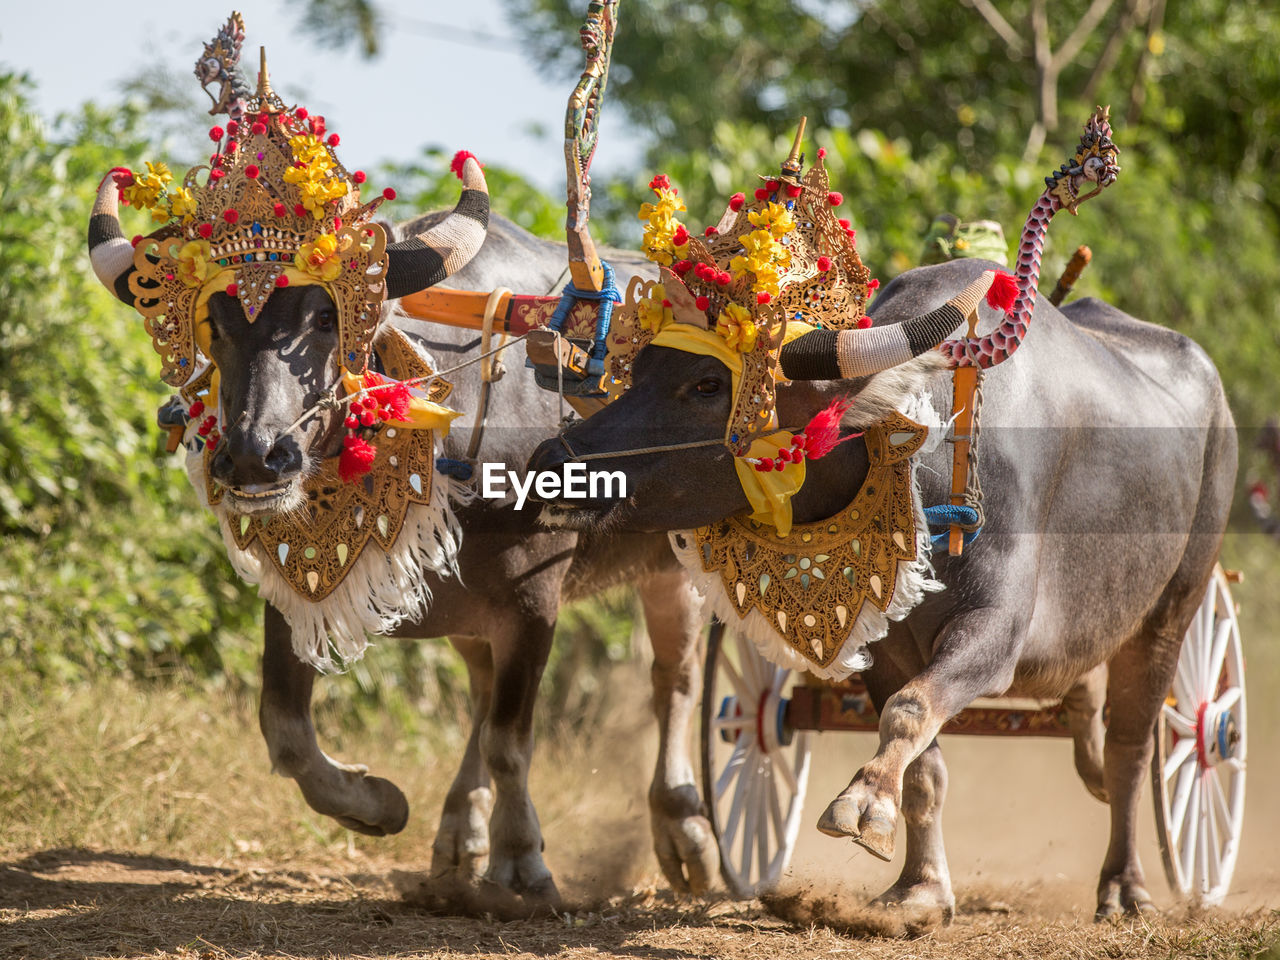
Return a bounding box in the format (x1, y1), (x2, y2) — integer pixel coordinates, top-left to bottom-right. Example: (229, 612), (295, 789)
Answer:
(558, 434), (726, 462)
(466, 287), (512, 461)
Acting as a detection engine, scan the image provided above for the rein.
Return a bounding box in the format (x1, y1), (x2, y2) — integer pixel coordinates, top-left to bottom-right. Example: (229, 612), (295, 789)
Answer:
(557, 434), (727, 462)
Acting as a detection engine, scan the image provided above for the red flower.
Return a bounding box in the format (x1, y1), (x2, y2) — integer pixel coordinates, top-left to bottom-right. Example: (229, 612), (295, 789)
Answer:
(648, 173), (671, 191)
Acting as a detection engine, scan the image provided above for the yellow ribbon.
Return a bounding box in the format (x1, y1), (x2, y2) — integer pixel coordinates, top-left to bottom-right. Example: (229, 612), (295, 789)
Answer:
(340, 368), (463, 434)
(649, 321), (816, 535)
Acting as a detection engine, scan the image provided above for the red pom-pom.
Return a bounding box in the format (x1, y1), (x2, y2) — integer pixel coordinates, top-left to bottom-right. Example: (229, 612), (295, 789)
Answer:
(245, 165), (259, 178)
(382, 187), (396, 200)
(985, 270), (1018, 313)
(716, 271), (731, 285)
(273, 202), (287, 217)
(766, 179), (780, 191)
(695, 296), (710, 311)
(188, 401), (205, 417)
(867, 278), (880, 291)
(195, 222), (212, 239)
(774, 458), (787, 471)
(754, 187), (769, 201)
(857, 315), (873, 329)
(251, 122), (267, 136)
(210, 169), (225, 179)
(674, 259), (693, 276)
(758, 458), (773, 472)
(801, 397), (853, 460)
(838, 218), (851, 229)
(695, 263), (715, 280)
(226, 120), (239, 134)
(777, 447), (791, 463)
(295, 107), (308, 120)
(757, 292), (771, 304)
(327, 133), (340, 146)
(817, 147), (827, 159)
(112, 169), (135, 191)
(359, 410), (376, 427)
(648, 173), (671, 191)
(704, 226), (718, 236)
(451, 150), (481, 179)
(130, 234), (142, 247)
(208, 125), (224, 141)
(816, 255), (832, 272)
(792, 434), (807, 450)
(729, 192), (746, 211)
(223, 209), (239, 224)
(225, 282), (238, 297)
(225, 139), (238, 154)
(352, 170), (366, 184)
(785, 183), (803, 198)
(209, 153), (221, 167)
(828, 191), (843, 206)
(275, 275), (289, 288)
(339, 434), (377, 482)
(294, 204), (306, 217)
(344, 415), (359, 429)
(672, 225), (689, 245)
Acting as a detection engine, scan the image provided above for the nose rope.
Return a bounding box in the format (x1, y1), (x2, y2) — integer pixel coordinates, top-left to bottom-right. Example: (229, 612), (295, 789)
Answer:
(557, 434), (728, 462)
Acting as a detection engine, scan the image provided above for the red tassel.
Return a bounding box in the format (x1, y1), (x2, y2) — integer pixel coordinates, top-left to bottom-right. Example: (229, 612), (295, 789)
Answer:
(339, 434), (377, 482)
(451, 150), (481, 179)
(985, 270), (1018, 313)
(801, 397), (854, 460)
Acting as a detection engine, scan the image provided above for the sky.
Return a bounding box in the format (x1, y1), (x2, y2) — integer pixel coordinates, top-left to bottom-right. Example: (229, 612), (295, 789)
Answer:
(0, 0), (644, 193)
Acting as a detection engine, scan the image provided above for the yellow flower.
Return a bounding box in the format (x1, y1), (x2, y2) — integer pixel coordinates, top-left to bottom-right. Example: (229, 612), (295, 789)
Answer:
(748, 201), (795, 238)
(145, 161), (173, 186)
(296, 177), (349, 218)
(295, 232), (345, 282)
(122, 161), (170, 212)
(288, 134), (332, 168)
(168, 186), (198, 220)
(636, 284), (673, 333)
(176, 239), (215, 288)
(148, 198), (173, 223)
(716, 302), (758, 352)
(730, 228), (792, 298)
(638, 186), (688, 267)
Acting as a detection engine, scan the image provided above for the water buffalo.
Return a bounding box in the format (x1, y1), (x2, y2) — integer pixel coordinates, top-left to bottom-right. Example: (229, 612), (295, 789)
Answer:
(528, 254), (1237, 919)
(89, 161), (717, 906)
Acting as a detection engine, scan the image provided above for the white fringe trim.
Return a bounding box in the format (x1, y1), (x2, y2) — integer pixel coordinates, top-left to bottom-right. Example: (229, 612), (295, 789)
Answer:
(670, 392), (945, 681)
(186, 448), (462, 672)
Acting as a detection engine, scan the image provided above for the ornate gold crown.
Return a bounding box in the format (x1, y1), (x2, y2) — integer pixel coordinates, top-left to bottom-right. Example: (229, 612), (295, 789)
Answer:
(88, 24), (489, 389)
(606, 120), (875, 453)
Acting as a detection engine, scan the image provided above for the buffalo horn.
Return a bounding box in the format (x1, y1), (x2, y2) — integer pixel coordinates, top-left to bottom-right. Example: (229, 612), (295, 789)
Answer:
(87, 171), (138, 305)
(778, 270), (1001, 380)
(384, 156), (490, 299)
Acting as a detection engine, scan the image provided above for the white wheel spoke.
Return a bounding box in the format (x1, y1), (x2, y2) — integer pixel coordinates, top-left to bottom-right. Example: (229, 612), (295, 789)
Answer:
(1213, 686), (1242, 716)
(756, 769), (771, 882)
(1221, 756), (1244, 774)
(740, 759), (760, 882)
(1174, 652), (1196, 710)
(1196, 776), (1211, 896)
(1163, 737), (1196, 784)
(721, 742), (755, 854)
(1204, 618), (1231, 700)
(715, 733), (750, 800)
(1178, 768), (1201, 882)
(735, 633), (763, 693)
(1169, 759), (1196, 850)
(713, 713), (751, 732)
(1203, 777), (1222, 892)
(767, 769), (786, 845)
(1162, 703), (1196, 738)
(718, 655), (752, 706)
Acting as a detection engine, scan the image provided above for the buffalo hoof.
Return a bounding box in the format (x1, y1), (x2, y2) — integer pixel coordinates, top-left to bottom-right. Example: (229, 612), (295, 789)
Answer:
(297, 770), (409, 837)
(430, 787), (493, 880)
(1095, 878), (1156, 921)
(650, 784), (717, 896)
(874, 881), (955, 926)
(816, 796), (897, 862)
(487, 850), (561, 912)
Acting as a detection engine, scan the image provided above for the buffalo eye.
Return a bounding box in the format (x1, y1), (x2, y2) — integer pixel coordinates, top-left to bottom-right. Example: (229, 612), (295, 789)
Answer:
(695, 377), (722, 396)
(315, 307), (337, 331)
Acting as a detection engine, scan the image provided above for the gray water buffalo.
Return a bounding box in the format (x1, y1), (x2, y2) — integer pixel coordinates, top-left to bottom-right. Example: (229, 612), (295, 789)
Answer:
(528, 255), (1237, 919)
(90, 174), (717, 906)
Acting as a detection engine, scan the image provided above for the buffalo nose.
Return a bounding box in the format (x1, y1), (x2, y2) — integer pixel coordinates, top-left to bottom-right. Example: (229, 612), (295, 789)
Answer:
(527, 436), (569, 475)
(211, 428), (301, 485)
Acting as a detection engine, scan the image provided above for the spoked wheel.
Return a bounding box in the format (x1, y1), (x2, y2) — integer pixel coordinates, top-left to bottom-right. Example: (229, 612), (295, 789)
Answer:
(1152, 566), (1247, 906)
(700, 619), (812, 898)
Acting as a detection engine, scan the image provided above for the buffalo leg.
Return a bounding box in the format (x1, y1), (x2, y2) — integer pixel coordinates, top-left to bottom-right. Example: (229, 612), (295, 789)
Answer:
(638, 570), (717, 895)
(817, 610), (1020, 861)
(259, 602), (409, 835)
(1063, 663), (1109, 803)
(481, 614), (559, 906)
(429, 635), (495, 881)
(873, 740), (954, 921)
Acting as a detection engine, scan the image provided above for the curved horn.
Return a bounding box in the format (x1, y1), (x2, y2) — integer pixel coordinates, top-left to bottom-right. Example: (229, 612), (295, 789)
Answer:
(779, 271), (1005, 380)
(384, 155), (490, 299)
(88, 170), (138, 305)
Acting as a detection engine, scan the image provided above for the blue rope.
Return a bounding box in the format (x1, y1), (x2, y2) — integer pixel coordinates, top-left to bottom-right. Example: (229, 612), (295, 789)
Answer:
(922, 504), (981, 549)
(436, 457), (473, 482)
(544, 260), (621, 375)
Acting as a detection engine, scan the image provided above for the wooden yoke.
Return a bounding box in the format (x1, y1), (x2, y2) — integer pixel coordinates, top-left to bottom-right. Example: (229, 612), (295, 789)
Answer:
(563, 0), (617, 295)
(948, 309), (982, 556)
